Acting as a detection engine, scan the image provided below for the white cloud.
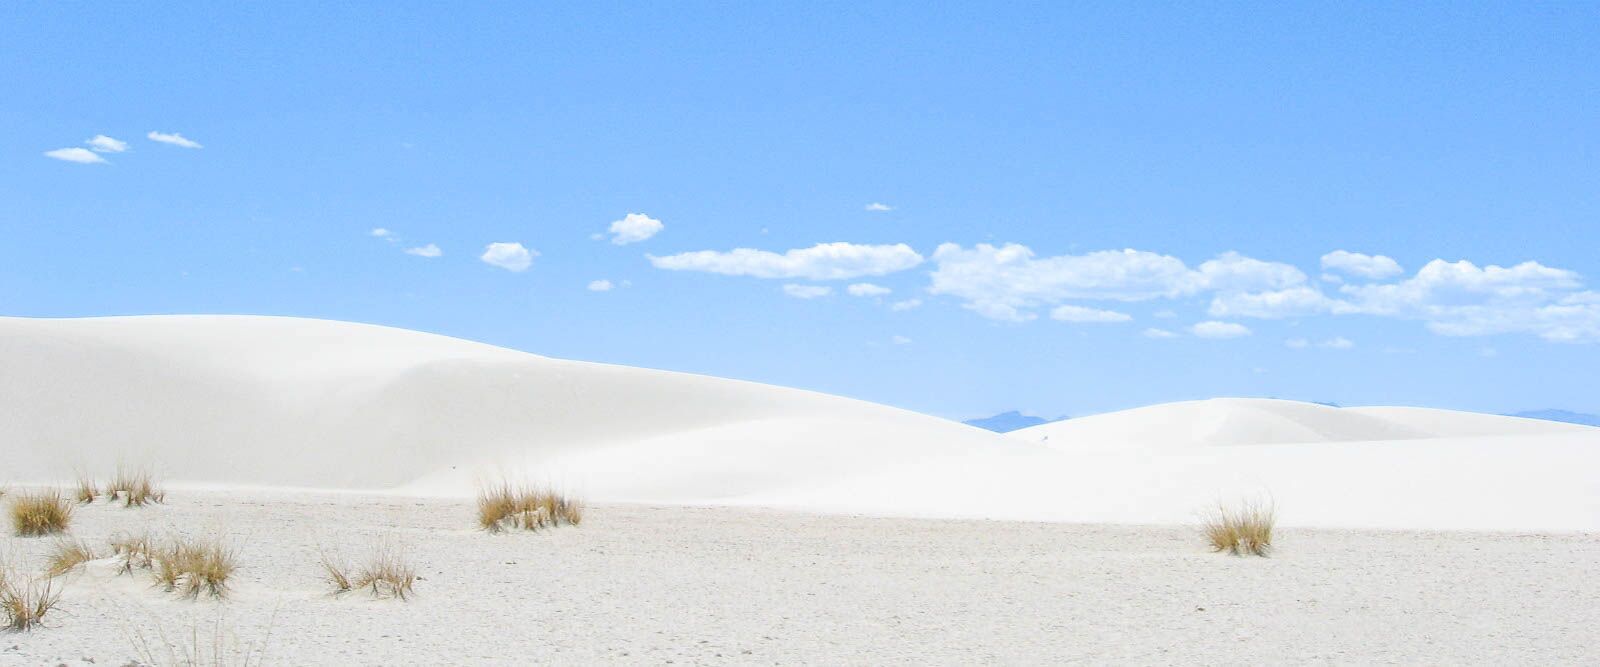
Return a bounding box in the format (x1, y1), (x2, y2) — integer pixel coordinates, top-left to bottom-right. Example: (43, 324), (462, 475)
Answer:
(891, 335), (912, 345)
(370, 228), (393, 238)
(1195, 251), (1307, 292)
(1208, 286), (1353, 319)
(607, 213), (664, 245)
(480, 242), (536, 272)
(44, 147), (107, 164)
(865, 202), (893, 212)
(404, 244), (441, 258)
(86, 135), (128, 153)
(782, 284), (832, 299)
(651, 242), (923, 280)
(1191, 321), (1251, 339)
(890, 298), (922, 312)
(1288, 336), (1354, 350)
(928, 244), (1198, 321)
(1142, 327), (1179, 339)
(1321, 250), (1403, 280)
(847, 283), (892, 297)
(1337, 259), (1595, 341)
(147, 131), (202, 148)
(1049, 304), (1132, 323)
(588, 279), (614, 292)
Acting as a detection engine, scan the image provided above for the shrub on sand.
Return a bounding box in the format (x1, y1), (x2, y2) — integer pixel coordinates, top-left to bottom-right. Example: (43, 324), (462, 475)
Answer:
(46, 538), (100, 577)
(323, 545), (417, 600)
(155, 537), (237, 599)
(108, 468), (166, 507)
(476, 481), (583, 533)
(9, 490), (73, 536)
(319, 549), (353, 594)
(0, 572), (62, 631)
(75, 475), (98, 504)
(1203, 500), (1275, 557)
(111, 531), (158, 575)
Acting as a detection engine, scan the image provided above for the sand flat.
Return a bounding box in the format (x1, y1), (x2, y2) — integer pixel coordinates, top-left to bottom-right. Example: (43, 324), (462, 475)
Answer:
(5, 490), (1597, 666)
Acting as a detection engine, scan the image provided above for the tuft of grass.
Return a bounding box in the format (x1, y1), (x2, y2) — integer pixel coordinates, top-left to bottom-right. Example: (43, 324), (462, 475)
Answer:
(1203, 499), (1276, 557)
(318, 549), (353, 594)
(46, 538), (100, 577)
(0, 572), (62, 631)
(75, 475), (98, 504)
(155, 537), (238, 599)
(322, 545), (416, 600)
(127, 614), (274, 667)
(9, 490), (74, 536)
(476, 481), (583, 533)
(111, 531), (158, 575)
(108, 467), (166, 507)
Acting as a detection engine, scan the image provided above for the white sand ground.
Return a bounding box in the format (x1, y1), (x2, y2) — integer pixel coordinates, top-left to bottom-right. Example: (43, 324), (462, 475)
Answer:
(3, 491), (1598, 666)
(4, 315), (1597, 531)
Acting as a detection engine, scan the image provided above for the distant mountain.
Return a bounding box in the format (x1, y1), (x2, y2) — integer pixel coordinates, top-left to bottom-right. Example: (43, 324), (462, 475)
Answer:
(1506, 409), (1600, 427)
(963, 411), (1063, 433)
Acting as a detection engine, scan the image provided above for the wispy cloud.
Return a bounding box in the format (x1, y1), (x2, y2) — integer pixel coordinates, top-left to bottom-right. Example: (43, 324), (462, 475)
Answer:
(1321, 250), (1402, 280)
(86, 135), (128, 153)
(43, 147), (108, 164)
(1049, 304), (1133, 323)
(370, 228), (394, 239)
(1286, 337), (1354, 350)
(652, 242), (923, 281)
(890, 298), (922, 312)
(865, 202), (893, 212)
(587, 279), (615, 292)
(891, 335), (912, 345)
(1142, 327), (1178, 339)
(404, 244), (441, 258)
(607, 213), (664, 245)
(480, 242), (536, 272)
(846, 283), (892, 297)
(1191, 321), (1251, 339)
(782, 284), (832, 299)
(147, 131), (202, 149)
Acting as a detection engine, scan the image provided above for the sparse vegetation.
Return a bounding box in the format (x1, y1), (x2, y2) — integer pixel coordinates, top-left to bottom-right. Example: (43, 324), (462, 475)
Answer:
(46, 538), (100, 577)
(127, 614), (273, 667)
(111, 531), (158, 575)
(1203, 499), (1275, 557)
(0, 572), (62, 631)
(476, 481), (583, 533)
(9, 490), (74, 536)
(321, 545), (416, 600)
(155, 536), (238, 599)
(75, 474), (98, 504)
(108, 467), (166, 507)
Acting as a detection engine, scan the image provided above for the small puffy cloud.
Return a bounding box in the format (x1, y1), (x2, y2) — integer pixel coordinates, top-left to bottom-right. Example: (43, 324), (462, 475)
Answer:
(928, 244), (1197, 321)
(651, 242), (923, 280)
(147, 131), (202, 148)
(847, 283), (892, 297)
(607, 213), (664, 245)
(1337, 259), (1595, 341)
(1142, 327), (1179, 339)
(1321, 250), (1403, 280)
(86, 135), (128, 153)
(890, 298), (922, 312)
(587, 279), (614, 292)
(44, 147), (107, 164)
(865, 202), (893, 212)
(1049, 304), (1132, 323)
(1191, 320), (1251, 338)
(891, 335), (912, 345)
(480, 242), (536, 272)
(370, 228), (393, 238)
(404, 244), (441, 258)
(782, 284), (832, 299)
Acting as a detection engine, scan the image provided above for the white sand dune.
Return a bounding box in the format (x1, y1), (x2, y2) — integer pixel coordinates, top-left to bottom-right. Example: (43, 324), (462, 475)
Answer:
(3, 315), (1597, 531)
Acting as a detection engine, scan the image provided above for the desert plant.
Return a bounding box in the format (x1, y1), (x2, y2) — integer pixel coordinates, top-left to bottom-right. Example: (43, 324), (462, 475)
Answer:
(108, 467), (166, 507)
(0, 572), (62, 631)
(155, 537), (237, 599)
(111, 531), (158, 575)
(319, 549), (353, 594)
(353, 548), (416, 600)
(127, 614), (273, 667)
(1203, 499), (1275, 557)
(9, 490), (73, 536)
(74, 474), (98, 504)
(476, 481), (583, 533)
(46, 538), (100, 577)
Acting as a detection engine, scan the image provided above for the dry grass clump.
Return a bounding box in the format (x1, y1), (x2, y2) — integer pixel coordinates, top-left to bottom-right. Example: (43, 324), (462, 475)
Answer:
(0, 572), (61, 631)
(321, 546), (417, 600)
(155, 537), (237, 599)
(9, 490), (74, 536)
(476, 481), (583, 533)
(111, 531), (158, 575)
(127, 615), (273, 667)
(75, 475), (98, 504)
(1203, 499), (1276, 557)
(108, 467), (166, 507)
(46, 538), (101, 577)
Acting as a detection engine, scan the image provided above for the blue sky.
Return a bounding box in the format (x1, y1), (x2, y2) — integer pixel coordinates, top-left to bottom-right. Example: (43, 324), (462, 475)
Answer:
(4, 2), (1598, 419)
